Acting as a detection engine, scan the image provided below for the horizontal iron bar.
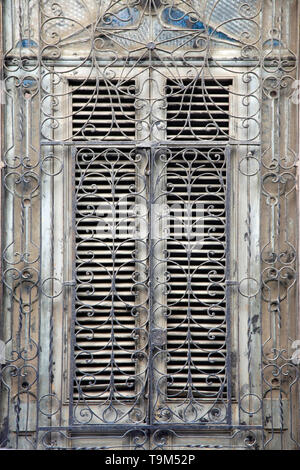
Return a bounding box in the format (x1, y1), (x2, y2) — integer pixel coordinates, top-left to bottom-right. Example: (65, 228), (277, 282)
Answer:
(41, 140), (261, 147)
(38, 424), (264, 433)
(4, 57), (297, 67)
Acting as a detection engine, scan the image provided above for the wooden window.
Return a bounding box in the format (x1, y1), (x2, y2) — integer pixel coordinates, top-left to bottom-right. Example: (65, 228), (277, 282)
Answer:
(71, 78), (231, 413)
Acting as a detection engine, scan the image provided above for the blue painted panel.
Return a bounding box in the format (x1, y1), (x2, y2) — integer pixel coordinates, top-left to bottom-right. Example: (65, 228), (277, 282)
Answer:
(162, 7), (237, 43)
(16, 39), (38, 48)
(101, 7), (139, 28)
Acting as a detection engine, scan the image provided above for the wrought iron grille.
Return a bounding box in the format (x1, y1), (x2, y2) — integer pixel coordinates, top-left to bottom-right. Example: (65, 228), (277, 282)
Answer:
(0, 0), (299, 450)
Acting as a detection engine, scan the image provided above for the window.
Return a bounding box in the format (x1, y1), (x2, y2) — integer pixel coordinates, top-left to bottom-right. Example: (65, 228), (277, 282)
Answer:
(0, 0), (299, 451)
(71, 77), (231, 425)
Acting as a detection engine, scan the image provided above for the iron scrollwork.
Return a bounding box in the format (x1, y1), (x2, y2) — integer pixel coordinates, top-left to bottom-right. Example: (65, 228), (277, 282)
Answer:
(0, 0), (299, 450)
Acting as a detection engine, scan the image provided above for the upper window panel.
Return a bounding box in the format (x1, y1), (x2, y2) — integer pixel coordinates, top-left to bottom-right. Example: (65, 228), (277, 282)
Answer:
(4, 0), (296, 58)
(38, 0), (261, 54)
(3, 0), (297, 145)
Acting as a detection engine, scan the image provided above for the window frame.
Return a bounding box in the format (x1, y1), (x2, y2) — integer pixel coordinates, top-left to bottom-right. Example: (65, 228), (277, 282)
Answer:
(43, 64), (263, 430)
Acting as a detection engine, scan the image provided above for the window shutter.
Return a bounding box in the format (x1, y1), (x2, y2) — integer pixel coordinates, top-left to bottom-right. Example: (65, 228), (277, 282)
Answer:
(71, 77), (230, 403)
(72, 79), (141, 399)
(71, 79), (136, 141)
(166, 78), (231, 141)
(74, 147), (140, 399)
(163, 147), (227, 398)
(161, 79), (231, 399)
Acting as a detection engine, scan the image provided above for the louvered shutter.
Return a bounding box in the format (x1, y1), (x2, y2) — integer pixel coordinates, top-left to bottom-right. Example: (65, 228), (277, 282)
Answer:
(166, 78), (231, 141)
(152, 79), (230, 405)
(163, 147), (227, 398)
(71, 76), (230, 407)
(72, 78), (147, 403)
(71, 79), (136, 141)
(74, 147), (139, 399)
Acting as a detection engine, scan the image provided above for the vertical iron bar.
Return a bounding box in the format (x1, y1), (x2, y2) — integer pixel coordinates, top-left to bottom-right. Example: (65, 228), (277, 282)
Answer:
(148, 146), (154, 426)
(68, 146), (77, 426)
(225, 144), (232, 425)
